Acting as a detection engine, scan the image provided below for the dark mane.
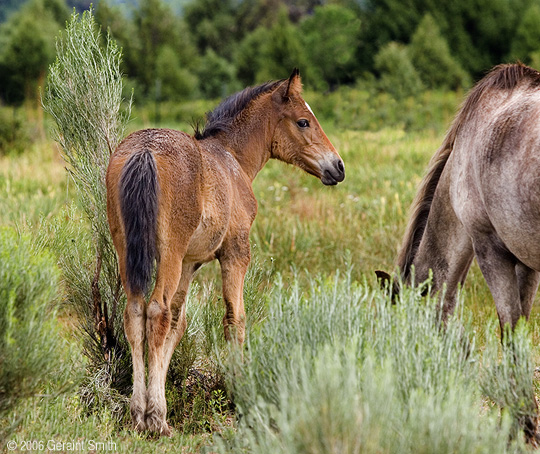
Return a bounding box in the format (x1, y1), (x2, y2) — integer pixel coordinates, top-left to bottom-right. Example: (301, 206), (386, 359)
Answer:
(194, 79), (285, 140)
(397, 62), (540, 279)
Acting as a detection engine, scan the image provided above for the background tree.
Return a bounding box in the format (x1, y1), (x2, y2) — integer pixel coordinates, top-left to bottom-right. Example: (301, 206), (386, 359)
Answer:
(255, 8), (307, 82)
(408, 14), (470, 90)
(374, 41), (424, 99)
(0, 0), (69, 104)
(183, 0), (239, 60)
(195, 49), (240, 98)
(360, 0), (532, 78)
(155, 45), (199, 100)
(510, 3), (540, 65)
(300, 4), (362, 90)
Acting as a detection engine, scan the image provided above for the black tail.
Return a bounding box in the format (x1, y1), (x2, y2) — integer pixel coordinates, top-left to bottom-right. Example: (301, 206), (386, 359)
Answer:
(119, 149), (159, 295)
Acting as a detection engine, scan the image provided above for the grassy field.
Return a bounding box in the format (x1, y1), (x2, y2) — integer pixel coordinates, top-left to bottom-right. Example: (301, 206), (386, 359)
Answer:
(2, 93), (540, 453)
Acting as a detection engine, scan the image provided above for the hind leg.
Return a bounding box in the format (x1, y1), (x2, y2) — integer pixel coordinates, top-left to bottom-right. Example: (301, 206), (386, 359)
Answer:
(124, 291), (147, 431)
(473, 236), (521, 330)
(516, 262), (540, 319)
(219, 235), (250, 345)
(108, 206), (148, 431)
(145, 249), (186, 436)
(473, 237), (539, 441)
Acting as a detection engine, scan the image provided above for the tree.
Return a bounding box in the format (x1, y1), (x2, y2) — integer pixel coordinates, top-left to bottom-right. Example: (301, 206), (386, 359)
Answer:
(374, 41), (424, 99)
(0, 0), (69, 104)
(300, 4), (361, 89)
(155, 45), (199, 100)
(408, 14), (470, 90)
(196, 49), (240, 98)
(510, 3), (540, 65)
(95, 0), (140, 81)
(255, 8), (307, 82)
(360, 0), (531, 78)
(235, 25), (271, 86)
(133, 0), (191, 96)
(183, 0), (239, 59)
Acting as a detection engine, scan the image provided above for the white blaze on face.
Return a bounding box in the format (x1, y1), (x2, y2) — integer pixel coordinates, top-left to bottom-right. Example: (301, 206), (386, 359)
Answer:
(305, 101), (314, 116)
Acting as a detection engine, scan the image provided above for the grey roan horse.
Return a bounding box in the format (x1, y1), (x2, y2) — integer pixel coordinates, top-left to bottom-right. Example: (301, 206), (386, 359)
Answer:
(377, 63), (540, 441)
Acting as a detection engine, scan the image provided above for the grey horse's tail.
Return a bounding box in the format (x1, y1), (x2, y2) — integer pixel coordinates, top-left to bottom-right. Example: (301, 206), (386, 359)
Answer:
(119, 149), (159, 295)
(396, 63), (539, 279)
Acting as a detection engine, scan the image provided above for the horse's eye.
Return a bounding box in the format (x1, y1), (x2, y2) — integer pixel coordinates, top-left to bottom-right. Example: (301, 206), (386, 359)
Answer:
(297, 119), (310, 128)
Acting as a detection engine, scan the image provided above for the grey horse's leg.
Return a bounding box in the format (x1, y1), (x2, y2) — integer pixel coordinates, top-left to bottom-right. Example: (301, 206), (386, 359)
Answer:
(472, 236), (521, 330)
(473, 237), (539, 442)
(516, 262), (540, 319)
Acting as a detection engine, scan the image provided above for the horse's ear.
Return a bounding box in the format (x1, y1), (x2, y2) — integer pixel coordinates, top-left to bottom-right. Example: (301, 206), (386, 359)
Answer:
(284, 68), (302, 98)
(375, 270), (392, 289)
(375, 270), (400, 304)
(273, 68), (302, 104)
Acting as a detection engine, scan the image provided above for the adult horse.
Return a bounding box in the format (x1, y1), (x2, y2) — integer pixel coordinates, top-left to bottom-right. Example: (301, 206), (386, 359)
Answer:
(377, 63), (540, 441)
(106, 69), (345, 435)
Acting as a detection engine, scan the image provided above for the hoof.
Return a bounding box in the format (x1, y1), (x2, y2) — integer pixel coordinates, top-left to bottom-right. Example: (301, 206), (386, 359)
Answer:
(145, 411), (171, 437)
(131, 406), (147, 432)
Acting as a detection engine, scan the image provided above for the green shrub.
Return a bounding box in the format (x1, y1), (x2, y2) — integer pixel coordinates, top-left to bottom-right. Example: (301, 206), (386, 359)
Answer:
(510, 4), (540, 65)
(0, 227), (71, 438)
(408, 14), (470, 90)
(214, 272), (528, 453)
(374, 42), (424, 99)
(42, 9), (132, 413)
(0, 106), (30, 155)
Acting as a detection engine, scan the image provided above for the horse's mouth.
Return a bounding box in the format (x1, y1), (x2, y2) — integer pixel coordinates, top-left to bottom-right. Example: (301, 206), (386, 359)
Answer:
(321, 160), (345, 185)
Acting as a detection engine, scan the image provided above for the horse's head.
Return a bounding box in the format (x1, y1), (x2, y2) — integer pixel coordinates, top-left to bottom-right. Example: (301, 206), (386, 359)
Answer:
(270, 69), (345, 185)
(375, 270), (400, 303)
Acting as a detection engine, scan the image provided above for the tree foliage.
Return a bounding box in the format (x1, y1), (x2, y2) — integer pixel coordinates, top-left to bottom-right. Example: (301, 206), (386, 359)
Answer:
(510, 3), (540, 65)
(408, 14), (470, 90)
(374, 42), (424, 99)
(300, 4), (361, 89)
(0, 0), (68, 104)
(4, 0), (540, 106)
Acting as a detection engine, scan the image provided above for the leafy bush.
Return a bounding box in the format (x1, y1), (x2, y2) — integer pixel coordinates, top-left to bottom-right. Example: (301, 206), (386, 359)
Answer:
(0, 106), (30, 155)
(0, 227), (71, 438)
(510, 4), (540, 65)
(408, 14), (470, 90)
(214, 272), (529, 453)
(300, 4), (361, 89)
(374, 42), (424, 99)
(42, 10), (132, 412)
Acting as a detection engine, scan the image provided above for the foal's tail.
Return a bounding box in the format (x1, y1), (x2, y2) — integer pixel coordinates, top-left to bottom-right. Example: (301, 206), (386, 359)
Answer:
(119, 149), (159, 295)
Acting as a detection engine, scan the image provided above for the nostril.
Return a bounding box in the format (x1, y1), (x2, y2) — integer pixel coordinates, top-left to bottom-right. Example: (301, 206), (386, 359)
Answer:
(336, 160), (344, 173)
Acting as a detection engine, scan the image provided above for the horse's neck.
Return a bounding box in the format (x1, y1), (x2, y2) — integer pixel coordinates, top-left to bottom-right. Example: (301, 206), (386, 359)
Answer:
(213, 102), (275, 183)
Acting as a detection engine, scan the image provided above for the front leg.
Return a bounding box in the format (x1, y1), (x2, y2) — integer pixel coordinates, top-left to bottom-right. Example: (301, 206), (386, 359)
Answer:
(219, 236), (250, 345)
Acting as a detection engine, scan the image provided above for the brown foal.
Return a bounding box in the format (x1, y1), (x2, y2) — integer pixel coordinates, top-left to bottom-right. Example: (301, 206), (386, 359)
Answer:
(106, 69), (345, 435)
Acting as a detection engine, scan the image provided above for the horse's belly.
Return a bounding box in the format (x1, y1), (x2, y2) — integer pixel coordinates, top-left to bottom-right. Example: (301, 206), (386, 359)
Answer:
(184, 214), (228, 263)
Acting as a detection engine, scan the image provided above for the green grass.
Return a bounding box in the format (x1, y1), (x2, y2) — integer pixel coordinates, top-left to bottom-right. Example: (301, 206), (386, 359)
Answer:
(2, 97), (540, 452)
